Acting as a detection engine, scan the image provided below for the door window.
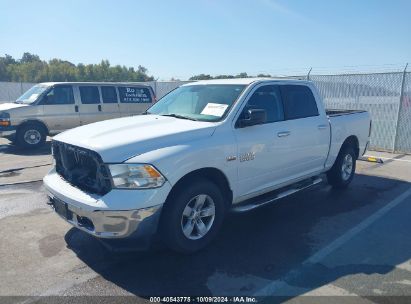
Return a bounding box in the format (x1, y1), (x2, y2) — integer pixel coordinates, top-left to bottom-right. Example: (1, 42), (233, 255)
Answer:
(280, 85), (319, 120)
(118, 86), (152, 103)
(101, 86), (118, 103)
(79, 86), (100, 104)
(242, 85), (284, 123)
(44, 86), (74, 105)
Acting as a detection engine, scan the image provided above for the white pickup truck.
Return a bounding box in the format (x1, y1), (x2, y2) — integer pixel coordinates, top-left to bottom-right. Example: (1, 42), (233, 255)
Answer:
(43, 78), (371, 253)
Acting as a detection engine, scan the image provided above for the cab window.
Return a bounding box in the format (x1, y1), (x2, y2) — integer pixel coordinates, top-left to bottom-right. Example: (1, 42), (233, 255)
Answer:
(79, 86), (100, 104)
(280, 85), (318, 120)
(43, 85), (74, 105)
(101, 86), (118, 103)
(242, 85), (284, 123)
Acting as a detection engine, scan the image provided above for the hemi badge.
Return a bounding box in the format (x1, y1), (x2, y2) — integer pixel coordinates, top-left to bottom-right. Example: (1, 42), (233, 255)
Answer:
(226, 156), (237, 162)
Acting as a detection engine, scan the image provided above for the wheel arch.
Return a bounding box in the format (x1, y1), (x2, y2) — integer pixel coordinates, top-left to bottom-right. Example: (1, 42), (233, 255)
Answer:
(340, 135), (360, 159)
(166, 167), (233, 209)
(17, 119), (49, 135)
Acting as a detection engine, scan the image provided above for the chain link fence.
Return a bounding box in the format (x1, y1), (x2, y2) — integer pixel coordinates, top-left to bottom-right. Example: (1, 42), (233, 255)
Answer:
(0, 73), (410, 153)
(309, 73), (404, 152)
(394, 72), (411, 153)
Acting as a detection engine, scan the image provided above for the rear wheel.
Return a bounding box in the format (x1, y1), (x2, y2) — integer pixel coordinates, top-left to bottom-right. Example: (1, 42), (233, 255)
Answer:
(161, 178), (226, 253)
(16, 124), (46, 149)
(327, 146), (356, 189)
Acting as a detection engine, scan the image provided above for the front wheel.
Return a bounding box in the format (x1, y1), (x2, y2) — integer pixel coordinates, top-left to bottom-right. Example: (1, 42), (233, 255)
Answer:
(161, 178), (226, 253)
(16, 124), (47, 149)
(327, 146), (356, 189)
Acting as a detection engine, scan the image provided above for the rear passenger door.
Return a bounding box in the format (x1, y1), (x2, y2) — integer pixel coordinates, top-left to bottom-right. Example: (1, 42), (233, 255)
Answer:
(279, 84), (330, 178)
(100, 86), (121, 120)
(118, 86), (153, 117)
(77, 86), (102, 126)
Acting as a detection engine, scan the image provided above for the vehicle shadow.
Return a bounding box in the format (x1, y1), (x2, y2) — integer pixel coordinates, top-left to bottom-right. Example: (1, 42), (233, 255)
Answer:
(64, 173), (411, 301)
(0, 140), (51, 156)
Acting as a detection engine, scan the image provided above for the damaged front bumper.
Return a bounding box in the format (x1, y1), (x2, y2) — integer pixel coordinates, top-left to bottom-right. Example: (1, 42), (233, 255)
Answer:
(43, 168), (172, 249)
(47, 194), (162, 239)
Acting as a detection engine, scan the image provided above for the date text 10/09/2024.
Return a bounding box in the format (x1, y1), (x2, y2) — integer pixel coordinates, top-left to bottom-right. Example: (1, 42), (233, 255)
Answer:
(149, 297), (258, 303)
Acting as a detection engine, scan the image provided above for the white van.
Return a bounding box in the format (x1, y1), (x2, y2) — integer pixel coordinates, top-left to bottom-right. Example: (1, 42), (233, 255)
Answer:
(0, 82), (156, 148)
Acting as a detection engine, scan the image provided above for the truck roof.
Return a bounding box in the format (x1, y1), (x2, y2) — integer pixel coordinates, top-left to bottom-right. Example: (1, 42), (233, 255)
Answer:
(183, 77), (311, 86)
(38, 82), (153, 87)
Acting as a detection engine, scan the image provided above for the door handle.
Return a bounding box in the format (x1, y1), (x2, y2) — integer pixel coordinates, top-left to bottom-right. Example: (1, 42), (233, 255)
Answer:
(98, 105), (102, 112)
(318, 124), (328, 130)
(277, 131), (290, 137)
(74, 105), (79, 112)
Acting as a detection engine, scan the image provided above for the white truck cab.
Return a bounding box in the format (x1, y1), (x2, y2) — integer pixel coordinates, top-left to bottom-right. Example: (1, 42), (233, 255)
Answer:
(0, 82), (155, 148)
(43, 78), (371, 253)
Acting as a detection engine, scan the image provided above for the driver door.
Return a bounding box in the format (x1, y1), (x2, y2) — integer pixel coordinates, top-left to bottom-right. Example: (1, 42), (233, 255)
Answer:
(41, 85), (80, 133)
(233, 84), (292, 200)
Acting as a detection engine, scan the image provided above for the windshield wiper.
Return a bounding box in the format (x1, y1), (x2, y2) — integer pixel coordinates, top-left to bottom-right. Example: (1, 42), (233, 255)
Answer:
(161, 114), (198, 121)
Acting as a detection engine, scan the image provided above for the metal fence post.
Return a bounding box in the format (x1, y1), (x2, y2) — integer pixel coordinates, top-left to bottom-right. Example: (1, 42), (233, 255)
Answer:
(393, 63), (408, 152)
(307, 67), (312, 80)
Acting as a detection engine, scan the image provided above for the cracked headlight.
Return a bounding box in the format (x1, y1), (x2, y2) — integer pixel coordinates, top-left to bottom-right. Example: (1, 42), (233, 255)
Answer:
(108, 164), (166, 189)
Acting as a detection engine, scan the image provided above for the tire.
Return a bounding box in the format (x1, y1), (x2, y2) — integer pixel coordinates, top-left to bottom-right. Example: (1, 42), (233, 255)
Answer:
(16, 123), (47, 149)
(327, 145), (356, 189)
(161, 178), (226, 253)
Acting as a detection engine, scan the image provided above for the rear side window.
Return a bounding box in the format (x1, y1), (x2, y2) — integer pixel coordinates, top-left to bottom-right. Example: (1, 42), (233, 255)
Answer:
(101, 86), (118, 103)
(280, 85), (319, 120)
(118, 86), (152, 103)
(79, 86), (100, 104)
(44, 85), (74, 105)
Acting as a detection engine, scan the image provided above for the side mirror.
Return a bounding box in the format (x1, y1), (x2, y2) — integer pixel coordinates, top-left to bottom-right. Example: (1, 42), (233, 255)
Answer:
(238, 109), (267, 127)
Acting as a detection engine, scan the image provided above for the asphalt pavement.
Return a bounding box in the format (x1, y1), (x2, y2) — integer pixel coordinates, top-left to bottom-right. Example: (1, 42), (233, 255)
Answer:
(1, 137), (411, 303)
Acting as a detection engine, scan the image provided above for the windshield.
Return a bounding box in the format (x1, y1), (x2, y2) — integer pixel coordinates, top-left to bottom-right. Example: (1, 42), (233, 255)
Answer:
(16, 84), (50, 104)
(147, 84), (246, 122)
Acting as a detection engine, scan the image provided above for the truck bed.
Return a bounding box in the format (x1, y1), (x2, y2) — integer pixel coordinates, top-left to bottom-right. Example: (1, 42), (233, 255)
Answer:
(326, 109), (367, 117)
(324, 109), (371, 170)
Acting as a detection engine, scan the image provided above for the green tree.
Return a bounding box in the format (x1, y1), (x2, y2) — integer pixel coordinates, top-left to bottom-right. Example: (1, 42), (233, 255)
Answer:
(214, 75), (235, 79)
(20, 52), (41, 63)
(0, 52), (154, 82)
(189, 74), (213, 80)
(235, 72), (248, 78)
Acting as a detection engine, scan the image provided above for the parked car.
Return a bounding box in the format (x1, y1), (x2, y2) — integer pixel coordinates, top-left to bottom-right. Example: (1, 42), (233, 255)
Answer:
(0, 82), (155, 148)
(43, 78), (371, 253)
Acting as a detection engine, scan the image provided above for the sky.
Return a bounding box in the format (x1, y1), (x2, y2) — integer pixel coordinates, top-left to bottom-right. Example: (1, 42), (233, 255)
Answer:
(1, 0), (410, 80)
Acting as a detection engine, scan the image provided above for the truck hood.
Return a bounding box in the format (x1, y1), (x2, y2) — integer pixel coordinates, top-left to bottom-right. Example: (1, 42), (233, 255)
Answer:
(54, 115), (217, 162)
(0, 102), (28, 112)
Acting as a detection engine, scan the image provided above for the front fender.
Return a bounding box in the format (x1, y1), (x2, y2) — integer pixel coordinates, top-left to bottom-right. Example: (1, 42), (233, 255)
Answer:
(125, 140), (237, 191)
